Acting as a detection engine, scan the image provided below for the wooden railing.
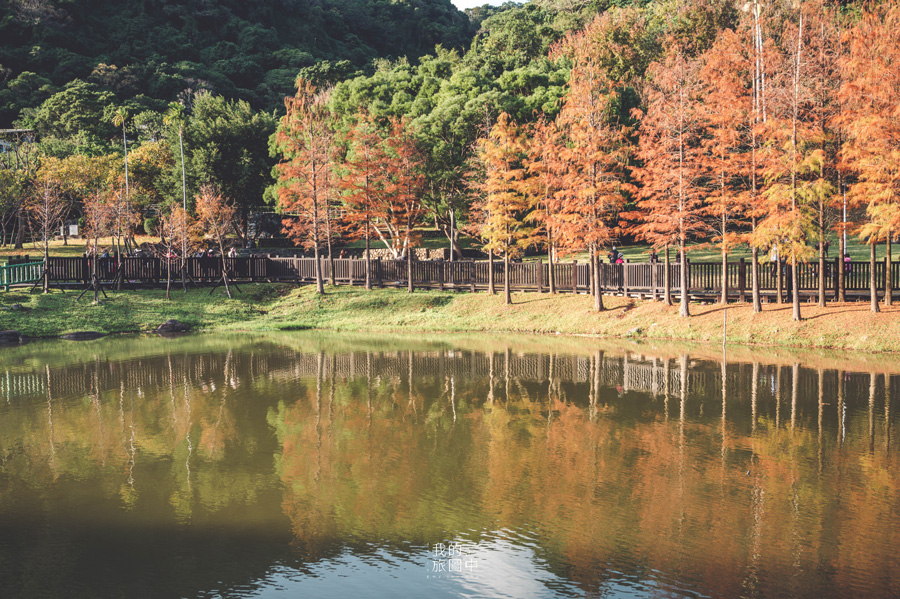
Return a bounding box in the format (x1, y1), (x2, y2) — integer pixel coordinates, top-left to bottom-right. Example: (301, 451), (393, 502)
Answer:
(14, 255), (896, 300)
(1, 261), (43, 291)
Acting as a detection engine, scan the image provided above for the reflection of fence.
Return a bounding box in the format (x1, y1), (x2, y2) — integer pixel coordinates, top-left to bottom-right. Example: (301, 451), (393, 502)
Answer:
(26, 256), (898, 300)
(1, 351), (696, 401)
(264, 351), (706, 398)
(1, 261), (42, 290)
(1, 371), (44, 399)
(1, 348), (888, 441)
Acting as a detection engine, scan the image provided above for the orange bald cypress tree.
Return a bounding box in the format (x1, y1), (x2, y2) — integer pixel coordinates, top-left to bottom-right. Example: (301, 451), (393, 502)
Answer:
(753, 9), (831, 322)
(471, 112), (537, 305)
(699, 29), (751, 305)
(632, 46), (709, 316)
(341, 110), (384, 290)
(841, 2), (900, 313)
(805, 0), (842, 308)
(552, 27), (630, 312)
(273, 79), (336, 295)
(380, 117), (427, 293)
(525, 117), (564, 294)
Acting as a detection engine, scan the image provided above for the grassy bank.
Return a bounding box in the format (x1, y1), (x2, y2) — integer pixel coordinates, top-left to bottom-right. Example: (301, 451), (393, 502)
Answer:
(3, 284), (900, 353)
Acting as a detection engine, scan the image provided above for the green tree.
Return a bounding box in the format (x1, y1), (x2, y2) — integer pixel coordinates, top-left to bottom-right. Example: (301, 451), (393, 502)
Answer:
(26, 80), (117, 157)
(184, 92), (276, 241)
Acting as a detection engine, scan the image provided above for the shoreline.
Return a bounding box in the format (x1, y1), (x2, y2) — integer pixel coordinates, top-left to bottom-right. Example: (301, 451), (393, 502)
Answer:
(3, 284), (900, 354)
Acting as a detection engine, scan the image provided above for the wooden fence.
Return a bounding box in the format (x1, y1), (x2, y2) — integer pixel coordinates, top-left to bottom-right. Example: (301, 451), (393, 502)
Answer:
(1, 261), (42, 291)
(4, 255), (894, 301)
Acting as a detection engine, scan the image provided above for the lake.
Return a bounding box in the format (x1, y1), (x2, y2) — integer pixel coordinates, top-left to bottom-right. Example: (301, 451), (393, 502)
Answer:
(0, 333), (897, 598)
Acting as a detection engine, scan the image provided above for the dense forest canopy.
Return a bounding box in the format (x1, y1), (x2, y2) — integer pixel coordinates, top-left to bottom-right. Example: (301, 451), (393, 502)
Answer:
(0, 0), (474, 124)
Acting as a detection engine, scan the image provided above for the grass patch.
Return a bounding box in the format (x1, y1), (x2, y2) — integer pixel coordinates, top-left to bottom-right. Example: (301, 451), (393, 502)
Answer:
(4, 283), (900, 353)
(0, 284), (294, 337)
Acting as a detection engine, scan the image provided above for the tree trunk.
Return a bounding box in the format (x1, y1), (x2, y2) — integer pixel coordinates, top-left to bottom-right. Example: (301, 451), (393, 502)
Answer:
(93, 241), (100, 304)
(751, 245), (761, 312)
(166, 256), (172, 300)
(679, 240), (689, 317)
(664, 244), (672, 306)
(593, 251), (604, 311)
(776, 257), (783, 304)
(488, 250), (495, 295)
(839, 219), (846, 302)
(818, 197), (826, 307)
(327, 230), (335, 287)
(504, 252), (511, 305)
(791, 251), (801, 321)
(314, 245), (324, 295)
(220, 254), (232, 299)
(548, 235), (556, 294)
(448, 210), (455, 262)
(364, 227), (371, 290)
(116, 237), (123, 291)
(407, 251), (413, 293)
(886, 233), (893, 307)
(43, 241), (49, 293)
(588, 245), (596, 297)
(870, 241), (880, 313)
(720, 247), (727, 305)
(839, 177), (847, 302)
(14, 211), (24, 249)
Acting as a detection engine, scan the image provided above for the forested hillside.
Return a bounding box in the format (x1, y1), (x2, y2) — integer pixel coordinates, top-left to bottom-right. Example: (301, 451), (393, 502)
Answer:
(8, 0), (897, 328)
(0, 0), (474, 124)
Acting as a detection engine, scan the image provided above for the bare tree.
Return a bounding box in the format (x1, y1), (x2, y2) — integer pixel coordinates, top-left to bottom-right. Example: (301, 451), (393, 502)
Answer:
(195, 186), (237, 298)
(27, 175), (68, 292)
(157, 205), (196, 301)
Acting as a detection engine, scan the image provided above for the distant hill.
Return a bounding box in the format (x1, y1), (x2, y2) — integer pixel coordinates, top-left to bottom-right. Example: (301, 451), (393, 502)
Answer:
(0, 0), (475, 125)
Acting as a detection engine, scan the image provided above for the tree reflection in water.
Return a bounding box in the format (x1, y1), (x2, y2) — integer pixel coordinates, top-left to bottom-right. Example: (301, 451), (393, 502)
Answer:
(0, 333), (898, 598)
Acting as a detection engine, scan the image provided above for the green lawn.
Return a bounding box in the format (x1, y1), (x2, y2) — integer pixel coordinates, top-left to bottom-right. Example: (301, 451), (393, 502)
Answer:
(6, 283), (900, 354)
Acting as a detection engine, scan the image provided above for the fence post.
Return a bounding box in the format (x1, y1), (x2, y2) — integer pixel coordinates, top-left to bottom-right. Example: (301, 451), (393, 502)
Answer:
(470, 261), (476, 292)
(622, 263), (629, 297)
(572, 260), (577, 293)
(537, 262), (543, 293)
(739, 258), (746, 302)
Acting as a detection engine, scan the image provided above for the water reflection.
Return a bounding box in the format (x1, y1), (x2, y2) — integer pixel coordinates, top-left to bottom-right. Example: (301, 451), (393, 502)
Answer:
(1, 333), (898, 598)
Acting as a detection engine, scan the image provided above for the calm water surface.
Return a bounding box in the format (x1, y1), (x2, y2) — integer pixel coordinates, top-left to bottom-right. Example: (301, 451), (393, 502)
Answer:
(0, 333), (898, 598)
